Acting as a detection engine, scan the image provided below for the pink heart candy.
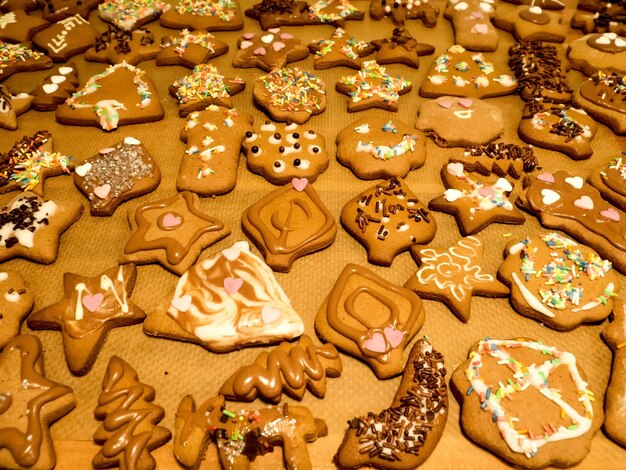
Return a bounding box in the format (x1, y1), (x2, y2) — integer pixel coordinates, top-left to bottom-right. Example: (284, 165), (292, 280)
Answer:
(223, 277), (243, 294)
(478, 186), (494, 198)
(363, 332), (387, 353)
(261, 305), (282, 323)
(268, 27), (280, 33)
(292, 177), (308, 191)
(383, 327), (404, 348)
(438, 99), (453, 109)
(458, 98), (474, 108)
(171, 294), (192, 312)
(470, 11), (484, 18)
(447, 162), (465, 177)
(601, 208), (621, 221)
(222, 246), (241, 261)
(93, 184), (111, 199)
(240, 40), (254, 49)
(574, 195), (594, 210)
(162, 213), (182, 228)
(82, 293), (104, 312)
(242, 32), (255, 39)
(253, 47), (266, 55)
(472, 23), (488, 34)
(273, 41), (286, 51)
(537, 172), (555, 183)
(280, 33), (293, 39)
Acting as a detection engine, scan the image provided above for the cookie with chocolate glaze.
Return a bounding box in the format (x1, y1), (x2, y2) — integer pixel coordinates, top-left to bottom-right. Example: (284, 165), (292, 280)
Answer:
(315, 263), (425, 379)
(309, 27), (374, 70)
(245, 0), (308, 29)
(371, 27), (434, 69)
(30, 64), (79, 112)
(494, 5), (567, 42)
(73, 137), (160, 216)
(336, 339), (448, 468)
(451, 337), (602, 469)
(31, 14), (98, 62)
(444, 0), (499, 52)
(340, 177), (437, 266)
(370, 0), (439, 26)
(336, 115), (427, 179)
(573, 72), (626, 135)
(160, 0), (244, 31)
(144, 241), (305, 353)
(156, 30), (229, 69)
(570, 0), (626, 35)
(85, 26), (161, 66)
(567, 32), (626, 76)
(0, 85), (32, 131)
(120, 191), (230, 275)
(242, 121), (329, 185)
(0, 42), (53, 82)
(233, 27), (309, 72)
(242, 178), (337, 272)
(588, 155), (626, 210)
(0, 271), (34, 350)
(416, 96), (504, 148)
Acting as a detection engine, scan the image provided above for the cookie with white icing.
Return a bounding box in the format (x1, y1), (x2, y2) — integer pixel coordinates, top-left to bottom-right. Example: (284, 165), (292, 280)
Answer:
(31, 14), (98, 63)
(567, 32), (626, 76)
(0, 271), (34, 350)
(30, 64), (79, 112)
(444, 0), (499, 52)
(336, 116), (427, 179)
(242, 121), (329, 185)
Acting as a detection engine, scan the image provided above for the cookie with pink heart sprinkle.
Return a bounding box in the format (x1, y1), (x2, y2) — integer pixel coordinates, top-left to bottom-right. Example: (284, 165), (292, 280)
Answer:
(315, 263), (425, 379)
(232, 28), (309, 72)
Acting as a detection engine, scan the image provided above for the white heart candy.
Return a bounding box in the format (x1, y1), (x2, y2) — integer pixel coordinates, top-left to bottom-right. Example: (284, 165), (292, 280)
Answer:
(444, 188), (463, 202)
(605, 32), (617, 39)
(261, 34), (274, 44)
(596, 36), (611, 44)
(565, 176), (583, 189)
(239, 40), (253, 49)
(50, 75), (66, 84)
(615, 38), (626, 48)
(124, 136), (141, 145)
(58, 66), (73, 75)
(75, 162), (92, 177)
(42, 83), (58, 94)
(496, 178), (513, 192)
(541, 189), (560, 205)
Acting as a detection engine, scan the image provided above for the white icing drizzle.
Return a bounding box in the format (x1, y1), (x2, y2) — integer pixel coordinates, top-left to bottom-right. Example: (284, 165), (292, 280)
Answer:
(511, 272), (556, 317)
(0, 197), (57, 249)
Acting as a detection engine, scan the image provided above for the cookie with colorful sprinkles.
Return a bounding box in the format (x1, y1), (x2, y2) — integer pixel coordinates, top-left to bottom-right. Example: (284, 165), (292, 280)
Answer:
(451, 337), (602, 469)
(0, 41), (52, 82)
(308, 27), (374, 70)
(305, 0), (364, 25)
(159, 0), (244, 31)
(156, 30), (228, 69)
(253, 67), (327, 124)
(98, 0), (171, 30)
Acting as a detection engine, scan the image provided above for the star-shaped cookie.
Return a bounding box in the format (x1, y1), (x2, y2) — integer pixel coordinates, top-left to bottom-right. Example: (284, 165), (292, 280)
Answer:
(159, 0), (245, 31)
(0, 131), (73, 195)
(98, 0), (171, 30)
(336, 60), (412, 112)
(0, 85), (33, 131)
(169, 64), (246, 117)
(27, 264), (145, 376)
(0, 335), (76, 470)
(85, 26), (161, 65)
(0, 192), (83, 264)
(494, 5), (567, 42)
(233, 27), (309, 71)
(404, 236), (509, 322)
(306, 0), (364, 25)
(0, 41), (53, 82)
(0, 10), (49, 45)
(120, 191), (230, 275)
(39, 0), (102, 22)
(0, 271), (34, 349)
(371, 27), (434, 68)
(370, 0), (439, 26)
(428, 162), (525, 235)
(156, 29), (229, 69)
(245, 0), (308, 29)
(309, 27), (374, 69)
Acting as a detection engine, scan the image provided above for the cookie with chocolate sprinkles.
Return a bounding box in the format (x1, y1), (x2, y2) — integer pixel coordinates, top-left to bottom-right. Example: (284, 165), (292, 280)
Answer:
(85, 26), (161, 66)
(573, 72), (626, 136)
(449, 141), (538, 180)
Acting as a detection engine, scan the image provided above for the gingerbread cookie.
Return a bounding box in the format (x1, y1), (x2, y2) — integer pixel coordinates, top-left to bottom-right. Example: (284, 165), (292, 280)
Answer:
(518, 100), (597, 160)
(420, 45), (517, 98)
(429, 162), (525, 235)
(30, 64), (79, 112)
(144, 241), (305, 353)
(242, 121), (329, 185)
(405, 237), (509, 323)
(416, 96), (504, 147)
(219, 334), (342, 403)
(0, 271), (33, 350)
(305, 0), (364, 25)
(494, 5), (567, 42)
(568, 32), (626, 76)
(0, 131), (72, 195)
(178, 105), (253, 196)
(0, 10), (49, 45)
(451, 337), (602, 468)
(169, 64), (245, 117)
(93, 355), (171, 469)
(450, 141), (539, 180)
(174, 395), (327, 470)
(0, 85), (32, 131)
(315, 263), (425, 378)
(573, 72), (626, 135)
(517, 170), (626, 274)
(74, 137), (160, 216)
(602, 297), (626, 448)
(502, 0), (564, 9)
(98, 0), (171, 29)
(371, 27), (434, 69)
(245, 0), (308, 29)
(508, 41), (572, 103)
(159, 0), (244, 31)
(56, 62), (164, 131)
(498, 232), (619, 331)
(38, 0), (101, 22)
(233, 27), (309, 72)
(156, 30), (228, 69)
(571, 0), (626, 35)
(85, 26), (161, 66)
(242, 178), (337, 272)
(27, 265), (146, 376)
(32, 14), (98, 62)
(444, 0), (499, 52)
(0, 192), (82, 264)
(0, 41), (52, 82)
(336, 116), (427, 179)
(253, 67), (327, 124)
(0, 335), (76, 470)
(341, 177), (437, 266)
(588, 154), (626, 209)
(309, 27), (374, 70)
(370, 0), (440, 26)
(121, 191), (230, 275)
(336, 339), (448, 468)
(0, 0), (38, 12)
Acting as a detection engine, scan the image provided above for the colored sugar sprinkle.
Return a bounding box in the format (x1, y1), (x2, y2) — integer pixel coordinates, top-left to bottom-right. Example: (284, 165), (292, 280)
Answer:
(308, 0), (358, 22)
(162, 29), (216, 55)
(0, 41), (43, 69)
(175, 0), (237, 20)
(339, 60), (410, 105)
(99, 0), (170, 29)
(173, 64), (239, 103)
(261, 67), (325, 112)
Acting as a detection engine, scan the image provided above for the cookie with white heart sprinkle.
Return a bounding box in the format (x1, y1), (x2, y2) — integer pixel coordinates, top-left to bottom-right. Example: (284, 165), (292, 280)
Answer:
(30, 64), (79, 112)
(233, 28), (309, 71)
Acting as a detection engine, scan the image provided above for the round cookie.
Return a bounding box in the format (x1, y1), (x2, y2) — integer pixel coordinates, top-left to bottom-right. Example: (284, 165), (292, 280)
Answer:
(567, 32), (626, 76)
(242, 121), (329, 185)
(416, 96), (504, 147)
(336, 115), (427, 179)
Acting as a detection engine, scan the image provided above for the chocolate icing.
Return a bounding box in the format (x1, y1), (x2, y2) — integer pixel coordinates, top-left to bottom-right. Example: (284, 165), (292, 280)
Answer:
(601, 156), (626, 196)
(579, 72), (626, 114)
(586, 32), (626, 53)
(518, 6), (551, 24)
